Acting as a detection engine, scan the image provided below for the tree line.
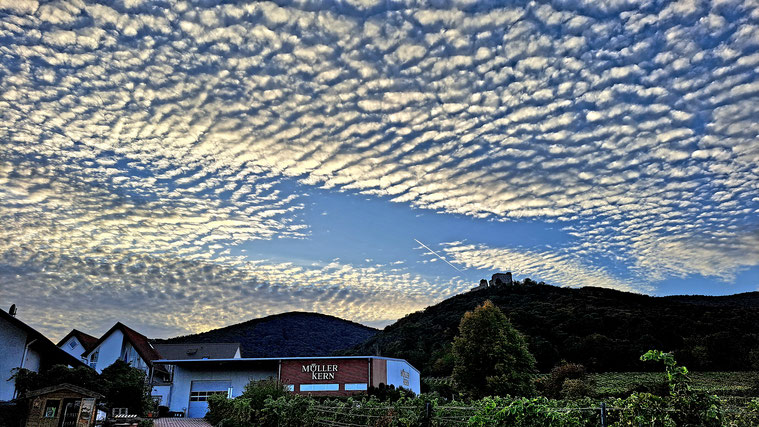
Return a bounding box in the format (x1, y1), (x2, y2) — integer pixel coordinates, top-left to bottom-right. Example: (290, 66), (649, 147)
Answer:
(348, 280), (759, 375)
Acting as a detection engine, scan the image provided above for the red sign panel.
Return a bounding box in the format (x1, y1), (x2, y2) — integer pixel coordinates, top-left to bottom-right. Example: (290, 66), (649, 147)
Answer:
(280, 359), (370, 396)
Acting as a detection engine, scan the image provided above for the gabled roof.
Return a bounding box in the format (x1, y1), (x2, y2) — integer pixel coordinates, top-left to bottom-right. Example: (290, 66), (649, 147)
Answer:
(82, 322), (162, 366)
(0, 308), (86, 368)
(56, 329), (99, 352)
(152, 343), (241, 360)
(25, 383), (103, 399)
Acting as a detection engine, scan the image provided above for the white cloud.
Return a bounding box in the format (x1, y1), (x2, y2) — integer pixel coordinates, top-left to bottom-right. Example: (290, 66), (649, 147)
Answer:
(1, 252), (470, 339)
(442, 243), (641, 293)
(0, 0), (758, 336)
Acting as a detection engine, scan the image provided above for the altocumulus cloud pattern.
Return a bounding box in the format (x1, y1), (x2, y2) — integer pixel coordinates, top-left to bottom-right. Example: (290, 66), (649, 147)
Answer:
(1, 0), (758, 337)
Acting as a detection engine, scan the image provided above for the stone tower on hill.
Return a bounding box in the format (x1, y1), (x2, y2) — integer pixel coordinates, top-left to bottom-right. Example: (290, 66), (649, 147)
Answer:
(489, 272), (513, 286)
(470, 272), (514, 292)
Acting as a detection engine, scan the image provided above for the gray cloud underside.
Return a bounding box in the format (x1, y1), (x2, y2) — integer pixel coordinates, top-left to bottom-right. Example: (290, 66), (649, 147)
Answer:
(2, 0), (759, 335)
(0, 252), (468, 338)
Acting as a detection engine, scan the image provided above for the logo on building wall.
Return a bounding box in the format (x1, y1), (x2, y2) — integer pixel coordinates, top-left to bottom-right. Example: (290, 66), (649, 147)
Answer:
(302, 363), (339, 380)
(401, 369), (410, 386)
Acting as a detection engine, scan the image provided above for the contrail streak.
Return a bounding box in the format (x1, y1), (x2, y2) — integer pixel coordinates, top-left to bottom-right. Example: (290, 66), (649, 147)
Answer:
(414, 239), (464, 273)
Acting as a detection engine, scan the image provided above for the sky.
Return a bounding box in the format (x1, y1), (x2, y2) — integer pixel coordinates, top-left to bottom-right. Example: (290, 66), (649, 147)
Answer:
(1, 0), (758, 340)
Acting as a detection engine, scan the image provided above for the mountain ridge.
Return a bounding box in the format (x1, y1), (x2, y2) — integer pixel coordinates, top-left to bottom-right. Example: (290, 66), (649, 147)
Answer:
(344, 280), (759, 375)
(154, 311), (378, 358)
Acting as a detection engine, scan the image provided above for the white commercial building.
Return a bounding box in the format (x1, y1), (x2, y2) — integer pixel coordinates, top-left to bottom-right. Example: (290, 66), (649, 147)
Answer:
(156, 356), (420, 418)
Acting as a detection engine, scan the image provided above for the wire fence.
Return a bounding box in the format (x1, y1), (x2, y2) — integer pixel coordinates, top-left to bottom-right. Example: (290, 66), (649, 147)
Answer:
(303, 399), (759, 427)
(307, 401), (621, 426)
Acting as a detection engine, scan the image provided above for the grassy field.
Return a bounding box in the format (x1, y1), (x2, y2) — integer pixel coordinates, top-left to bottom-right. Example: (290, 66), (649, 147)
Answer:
(591, 371), (759, 397)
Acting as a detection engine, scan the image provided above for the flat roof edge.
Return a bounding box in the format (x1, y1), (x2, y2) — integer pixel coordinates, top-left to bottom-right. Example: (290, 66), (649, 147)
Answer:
(154, 355), (414, 365)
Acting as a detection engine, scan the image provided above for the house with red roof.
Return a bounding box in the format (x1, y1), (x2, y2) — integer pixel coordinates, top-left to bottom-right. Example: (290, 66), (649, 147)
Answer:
(80, 322), (174, 405)
(56, 329), (98, 364)
(80, 322), (164, 376)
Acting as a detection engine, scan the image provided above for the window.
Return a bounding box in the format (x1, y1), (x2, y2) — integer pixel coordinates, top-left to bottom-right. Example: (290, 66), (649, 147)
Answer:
(68, 340), (78, 349)
(345, 383), (368, 391)
(89, 349), (99, 368)
(120, 342), (134, 363)
(43, 400), (60, 418)
(284, 384), (294, 392)
(189, 391), (227, 402)
(300, 384), (339, 392)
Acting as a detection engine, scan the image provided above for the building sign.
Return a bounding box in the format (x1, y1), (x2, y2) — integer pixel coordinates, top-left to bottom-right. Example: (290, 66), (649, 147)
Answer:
(302, 363), (339, 380)
(80, 398), (95, 420)
(401, 369), (410, 387)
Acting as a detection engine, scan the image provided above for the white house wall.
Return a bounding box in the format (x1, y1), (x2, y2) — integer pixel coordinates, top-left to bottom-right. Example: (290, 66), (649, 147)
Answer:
(0, 316), (29, 401)
(23, 347), (41, 374)
(385, 359), (421, 395)
(122, 342), (148, 374)
(92, 329), (124, 373)
(169, 365), (276, 416)
(151, 385), (172, 407)
(59, 337), (85, 360)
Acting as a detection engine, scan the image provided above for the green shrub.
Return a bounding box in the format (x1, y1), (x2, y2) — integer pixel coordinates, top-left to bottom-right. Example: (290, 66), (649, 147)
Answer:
(538, 363), (594, 399)
(205, 379), (290, 426)
(669, 391), (722, 427)
(638, 350), (723, 427)
(205, 393), (234, 425)
(260, 394), (318, 427)
(466, 396), (589, 427)
(610, 392), (674, 427)
(240, 379), (290, 410)
(723, 398), (759, 427)
(561, 379), (592, 400)
(368, 383), (414, 401)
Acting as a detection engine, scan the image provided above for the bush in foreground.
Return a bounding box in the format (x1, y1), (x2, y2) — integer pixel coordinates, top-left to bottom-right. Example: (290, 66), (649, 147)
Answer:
(205, 350), (758, 426)
(206, 379), (290, 426)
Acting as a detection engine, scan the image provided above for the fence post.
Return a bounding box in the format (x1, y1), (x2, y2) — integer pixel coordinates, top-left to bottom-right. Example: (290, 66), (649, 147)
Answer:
(600, 402), (606, 427)
(423, 401), (432, 427)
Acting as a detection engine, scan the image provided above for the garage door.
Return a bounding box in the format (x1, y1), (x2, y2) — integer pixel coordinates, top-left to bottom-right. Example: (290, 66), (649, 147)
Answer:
(188, 380), (231, 418)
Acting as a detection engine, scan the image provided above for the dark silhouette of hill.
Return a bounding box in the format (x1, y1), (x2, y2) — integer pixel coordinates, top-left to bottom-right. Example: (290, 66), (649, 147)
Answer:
(154, 312), (378, 358)
(345, 279), (759, 375)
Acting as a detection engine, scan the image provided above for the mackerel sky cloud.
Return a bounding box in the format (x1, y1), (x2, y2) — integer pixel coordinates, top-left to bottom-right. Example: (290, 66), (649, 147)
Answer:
(1, 0), (758, 338)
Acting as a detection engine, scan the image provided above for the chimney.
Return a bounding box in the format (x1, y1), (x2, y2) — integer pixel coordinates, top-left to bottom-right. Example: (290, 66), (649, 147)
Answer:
(9, 304), (17, 317)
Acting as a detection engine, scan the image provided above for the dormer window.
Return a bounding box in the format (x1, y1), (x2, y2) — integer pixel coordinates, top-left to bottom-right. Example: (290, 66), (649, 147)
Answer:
(68, 340), (78, 349)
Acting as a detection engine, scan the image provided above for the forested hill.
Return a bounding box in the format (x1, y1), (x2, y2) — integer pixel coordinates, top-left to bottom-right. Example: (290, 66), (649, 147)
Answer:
(345, 280), (759, 376)
(154, 312), (378, 358)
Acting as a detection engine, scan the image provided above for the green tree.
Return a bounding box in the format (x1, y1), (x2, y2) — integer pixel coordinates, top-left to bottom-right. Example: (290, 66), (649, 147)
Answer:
(99, 360), (154, 416)
(452, 300), (537, 399)
(11, 365), (100, 397)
